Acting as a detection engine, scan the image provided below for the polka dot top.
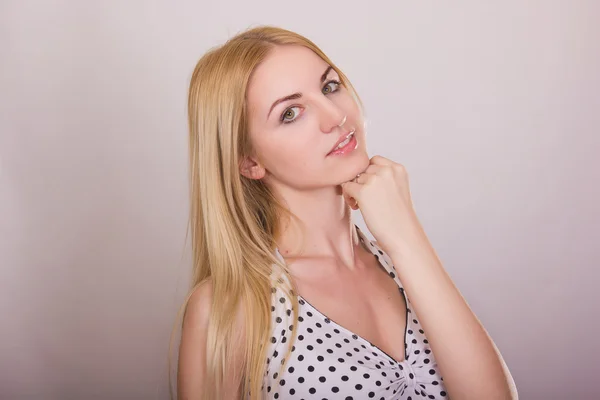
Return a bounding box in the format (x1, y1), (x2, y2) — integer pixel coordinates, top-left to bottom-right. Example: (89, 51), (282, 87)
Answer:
(262, 225), (449, 400)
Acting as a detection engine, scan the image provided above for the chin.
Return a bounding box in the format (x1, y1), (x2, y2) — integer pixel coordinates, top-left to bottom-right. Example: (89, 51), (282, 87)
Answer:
(342, 152), (370, 182)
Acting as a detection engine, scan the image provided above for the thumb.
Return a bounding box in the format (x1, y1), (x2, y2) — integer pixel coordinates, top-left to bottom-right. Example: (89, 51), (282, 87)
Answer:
(341, 181), (362, 209)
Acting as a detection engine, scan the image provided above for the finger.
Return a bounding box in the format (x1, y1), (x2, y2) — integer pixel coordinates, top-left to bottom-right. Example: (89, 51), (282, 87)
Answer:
(341, 181), (361, 203)
(362, 164), (384, 175)
(369, 155), (395, 166)
(354, 173), (369, 184)
(342, 192), (359, 210)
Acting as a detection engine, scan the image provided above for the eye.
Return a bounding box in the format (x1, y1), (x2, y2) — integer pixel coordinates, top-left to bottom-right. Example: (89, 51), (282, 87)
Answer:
(322, 80), (341, 95)
(281, 106), (301, 124)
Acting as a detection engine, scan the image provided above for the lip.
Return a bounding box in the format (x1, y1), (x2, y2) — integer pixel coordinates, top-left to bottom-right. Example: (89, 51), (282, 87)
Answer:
(327, 129), (356, 155)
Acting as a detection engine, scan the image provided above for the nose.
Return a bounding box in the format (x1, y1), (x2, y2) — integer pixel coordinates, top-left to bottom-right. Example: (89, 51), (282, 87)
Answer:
(317, 98), (346, 134)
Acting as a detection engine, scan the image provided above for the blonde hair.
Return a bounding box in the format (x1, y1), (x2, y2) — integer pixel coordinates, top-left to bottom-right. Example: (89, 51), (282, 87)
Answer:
(170, 25), (362, 399)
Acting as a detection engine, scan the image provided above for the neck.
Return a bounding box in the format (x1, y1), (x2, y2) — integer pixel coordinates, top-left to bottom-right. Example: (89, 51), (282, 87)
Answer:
(274, 184), (361, 270)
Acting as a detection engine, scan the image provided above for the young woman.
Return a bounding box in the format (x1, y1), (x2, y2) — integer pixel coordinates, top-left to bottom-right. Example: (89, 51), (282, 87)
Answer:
(176, 26), (517, 400)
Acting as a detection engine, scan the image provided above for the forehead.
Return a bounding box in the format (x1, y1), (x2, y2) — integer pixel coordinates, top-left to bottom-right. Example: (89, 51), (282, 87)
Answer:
(247, 45), (332, 111)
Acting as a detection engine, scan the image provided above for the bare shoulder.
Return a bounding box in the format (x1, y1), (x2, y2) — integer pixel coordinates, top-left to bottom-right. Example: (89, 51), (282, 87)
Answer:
(178, 279), (246, 399)
(178, 280), (213, 399)
(183, 279), (213, 329)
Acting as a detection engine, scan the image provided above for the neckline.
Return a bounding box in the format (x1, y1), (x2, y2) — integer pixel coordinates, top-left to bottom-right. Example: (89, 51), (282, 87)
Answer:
(274, 224), (410, 365)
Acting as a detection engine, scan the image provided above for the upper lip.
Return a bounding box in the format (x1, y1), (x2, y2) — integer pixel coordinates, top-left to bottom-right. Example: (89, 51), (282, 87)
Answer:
(327, 129), (355, 155)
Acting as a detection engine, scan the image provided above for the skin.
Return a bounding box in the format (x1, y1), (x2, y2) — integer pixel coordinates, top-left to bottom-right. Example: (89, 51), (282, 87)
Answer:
(240, 45), (410, 364)
(179, 44), (518, 399)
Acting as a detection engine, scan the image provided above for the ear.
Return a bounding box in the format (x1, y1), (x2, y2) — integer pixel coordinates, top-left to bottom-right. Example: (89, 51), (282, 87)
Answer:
(239, 155), (266, 180)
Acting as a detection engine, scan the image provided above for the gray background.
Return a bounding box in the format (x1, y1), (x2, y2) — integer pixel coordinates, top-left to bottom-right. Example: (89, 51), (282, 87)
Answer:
(1, 1), (599, 399)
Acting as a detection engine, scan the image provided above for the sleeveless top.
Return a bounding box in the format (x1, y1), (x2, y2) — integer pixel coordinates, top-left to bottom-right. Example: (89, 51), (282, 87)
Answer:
(261, 225), (449, 400)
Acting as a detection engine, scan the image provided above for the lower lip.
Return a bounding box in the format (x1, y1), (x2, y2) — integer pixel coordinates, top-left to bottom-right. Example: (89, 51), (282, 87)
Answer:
(328, 135), (358, 156)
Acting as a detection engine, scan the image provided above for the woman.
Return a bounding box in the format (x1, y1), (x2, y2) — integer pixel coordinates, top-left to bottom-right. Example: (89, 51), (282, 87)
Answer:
(176, 26), (517, 400)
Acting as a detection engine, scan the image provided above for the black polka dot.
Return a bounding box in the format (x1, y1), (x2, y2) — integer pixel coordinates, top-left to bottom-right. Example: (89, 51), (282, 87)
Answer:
(266, 234), (444, 397)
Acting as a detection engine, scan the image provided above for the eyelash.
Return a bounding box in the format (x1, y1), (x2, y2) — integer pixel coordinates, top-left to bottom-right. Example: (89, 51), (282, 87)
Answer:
(280, 79), (342, 124)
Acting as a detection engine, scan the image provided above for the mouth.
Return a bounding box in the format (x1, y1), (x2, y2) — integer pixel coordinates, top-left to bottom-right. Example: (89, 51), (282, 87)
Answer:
(327, 129), (356, 156)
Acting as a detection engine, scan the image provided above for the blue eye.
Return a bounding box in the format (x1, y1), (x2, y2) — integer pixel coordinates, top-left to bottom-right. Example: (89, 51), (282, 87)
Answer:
(322, 80), (341, 94)
(281, 106), (301, 124)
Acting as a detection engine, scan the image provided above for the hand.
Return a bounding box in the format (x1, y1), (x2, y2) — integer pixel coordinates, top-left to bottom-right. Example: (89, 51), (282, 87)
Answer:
(341, 155), (425, 256)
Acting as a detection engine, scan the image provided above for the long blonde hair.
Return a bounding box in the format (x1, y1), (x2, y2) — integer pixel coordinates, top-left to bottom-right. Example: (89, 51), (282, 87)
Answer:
(171, 25), (362, 399)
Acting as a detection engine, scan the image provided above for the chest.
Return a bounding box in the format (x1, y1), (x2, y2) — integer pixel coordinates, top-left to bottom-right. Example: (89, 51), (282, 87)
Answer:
(288, 250), (408, 363)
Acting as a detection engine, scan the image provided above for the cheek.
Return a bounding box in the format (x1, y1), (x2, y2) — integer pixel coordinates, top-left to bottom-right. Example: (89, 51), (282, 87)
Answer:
(265, 135), (321, 171)
(257, 130), (326, 182)
(343, 96), (362, 122)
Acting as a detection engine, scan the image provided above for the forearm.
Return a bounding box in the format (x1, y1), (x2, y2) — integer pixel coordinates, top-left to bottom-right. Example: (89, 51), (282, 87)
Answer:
(387, 225), (516, 400)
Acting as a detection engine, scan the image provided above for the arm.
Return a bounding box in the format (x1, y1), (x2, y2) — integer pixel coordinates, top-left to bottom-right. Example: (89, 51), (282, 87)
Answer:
(342, 156), (517, 399)
(386, 225), (518, 400)
(177, 280), (245, 400)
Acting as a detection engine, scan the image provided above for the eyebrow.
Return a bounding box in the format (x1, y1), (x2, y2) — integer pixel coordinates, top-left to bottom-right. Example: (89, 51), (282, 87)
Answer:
(266, 66), (335, 120)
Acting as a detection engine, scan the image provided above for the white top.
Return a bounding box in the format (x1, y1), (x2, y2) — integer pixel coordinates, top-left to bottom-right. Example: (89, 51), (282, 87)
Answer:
(261, 225), (449, 400)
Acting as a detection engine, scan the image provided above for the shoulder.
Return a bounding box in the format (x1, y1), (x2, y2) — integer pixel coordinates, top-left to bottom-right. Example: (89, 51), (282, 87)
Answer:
(178, 279), (246, 399)
(183, 279), (213, 330)
(178, 280), (213, 398)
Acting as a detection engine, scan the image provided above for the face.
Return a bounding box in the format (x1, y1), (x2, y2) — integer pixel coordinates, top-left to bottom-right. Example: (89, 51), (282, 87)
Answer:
(242, 45), (370, 190)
